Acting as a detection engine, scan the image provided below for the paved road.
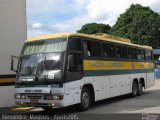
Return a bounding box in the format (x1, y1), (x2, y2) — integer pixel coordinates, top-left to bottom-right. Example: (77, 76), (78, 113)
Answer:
(0, 80), (160, 120)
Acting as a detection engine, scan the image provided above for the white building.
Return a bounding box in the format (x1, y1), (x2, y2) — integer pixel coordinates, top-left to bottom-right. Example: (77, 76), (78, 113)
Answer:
(0, 0), (27, 107)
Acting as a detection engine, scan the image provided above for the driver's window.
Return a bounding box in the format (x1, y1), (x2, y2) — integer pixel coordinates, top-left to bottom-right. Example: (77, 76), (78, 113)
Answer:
(67, 53), (82, 72)
(66, 53), (83, 81)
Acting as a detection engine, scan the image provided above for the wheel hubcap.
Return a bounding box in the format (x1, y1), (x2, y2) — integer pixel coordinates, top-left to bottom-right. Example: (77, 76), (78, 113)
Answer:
(82, 92), (89, 107)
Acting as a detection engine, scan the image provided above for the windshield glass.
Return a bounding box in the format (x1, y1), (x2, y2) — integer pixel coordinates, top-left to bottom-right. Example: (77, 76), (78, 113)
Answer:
(18, 53), (64, 81)
(22, 37), (67, 55)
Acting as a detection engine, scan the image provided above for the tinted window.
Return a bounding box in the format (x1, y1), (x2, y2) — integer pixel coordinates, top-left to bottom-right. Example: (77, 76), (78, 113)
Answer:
(145, 50), (152, 60)
(68, 37), (81, 51)
(84, 40), (100, 57)
(115, 45), (127, 59)
(137, 49), (145, 60)
(121, 46), (127, 58)
(102, 42), (115, 58)
(128, 47), (137, 59)
(115, 45), (122, 58)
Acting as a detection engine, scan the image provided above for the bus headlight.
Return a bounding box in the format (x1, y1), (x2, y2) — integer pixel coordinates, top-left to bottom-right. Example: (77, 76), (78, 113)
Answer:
(14, 94), (21, 99)
(20, 95), (26, 99)
(14, 94), (26, 99)
(44, 95), (63, 100)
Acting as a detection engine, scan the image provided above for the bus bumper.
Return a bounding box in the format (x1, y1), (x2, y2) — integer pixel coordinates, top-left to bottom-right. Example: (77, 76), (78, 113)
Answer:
(14, 94), (66, 108)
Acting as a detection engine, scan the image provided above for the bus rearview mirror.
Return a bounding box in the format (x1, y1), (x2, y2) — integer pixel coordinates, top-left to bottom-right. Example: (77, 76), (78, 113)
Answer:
(10, 55), (19, 72)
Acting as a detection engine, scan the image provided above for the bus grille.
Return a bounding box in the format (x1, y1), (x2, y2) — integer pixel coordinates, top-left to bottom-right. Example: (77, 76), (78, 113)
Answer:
(27, 95), (42, 99)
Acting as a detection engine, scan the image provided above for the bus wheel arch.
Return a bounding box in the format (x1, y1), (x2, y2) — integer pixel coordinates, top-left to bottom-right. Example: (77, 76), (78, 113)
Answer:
(82, 84), (95, 103)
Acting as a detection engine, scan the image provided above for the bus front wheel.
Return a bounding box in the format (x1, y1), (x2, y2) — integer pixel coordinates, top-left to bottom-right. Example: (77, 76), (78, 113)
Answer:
(79, 87), (91, 111)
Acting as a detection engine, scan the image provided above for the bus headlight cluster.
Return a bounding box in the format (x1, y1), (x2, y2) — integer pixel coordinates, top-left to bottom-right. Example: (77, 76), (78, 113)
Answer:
(44, 95), (63, 100)
(14, 94), (26, 99)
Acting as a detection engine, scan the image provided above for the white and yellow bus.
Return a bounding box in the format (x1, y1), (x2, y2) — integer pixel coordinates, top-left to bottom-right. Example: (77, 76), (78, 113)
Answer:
(11, 33), (155, 111)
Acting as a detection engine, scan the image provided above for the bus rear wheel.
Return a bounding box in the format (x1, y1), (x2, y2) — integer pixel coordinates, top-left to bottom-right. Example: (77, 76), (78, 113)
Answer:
(137, 81), (143, 96)
(131, 81), (138, 98)
(79, 87), (91, 111)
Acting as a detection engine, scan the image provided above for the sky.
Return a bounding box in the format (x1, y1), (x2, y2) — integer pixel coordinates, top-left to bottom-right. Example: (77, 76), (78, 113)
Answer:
(27, 0), (160, 38)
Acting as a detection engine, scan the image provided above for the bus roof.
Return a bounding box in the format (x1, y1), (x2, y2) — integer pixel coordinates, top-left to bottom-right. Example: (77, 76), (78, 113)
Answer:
(26, 33), (152, 50)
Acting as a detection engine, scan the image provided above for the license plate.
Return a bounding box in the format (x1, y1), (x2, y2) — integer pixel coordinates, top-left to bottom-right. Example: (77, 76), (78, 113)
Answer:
(30, 99), (38, 105)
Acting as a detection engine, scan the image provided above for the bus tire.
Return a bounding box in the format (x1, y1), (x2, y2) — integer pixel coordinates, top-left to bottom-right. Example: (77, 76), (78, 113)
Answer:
(130, 81), (138, 98)
(79, 87), (91, 111)
(137, 81), (143, 96)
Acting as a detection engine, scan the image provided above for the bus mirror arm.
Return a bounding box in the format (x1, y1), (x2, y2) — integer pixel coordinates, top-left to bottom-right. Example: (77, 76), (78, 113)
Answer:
(10, 55), (19, 72)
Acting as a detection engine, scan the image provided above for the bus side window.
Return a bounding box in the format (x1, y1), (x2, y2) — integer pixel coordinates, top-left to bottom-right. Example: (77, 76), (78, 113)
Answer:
(121, 46), (127, 59)
(145, 50), (152, 61)
(141, 50), (145, 60)
(137, 49), (145, 60)
(116, 45), (121, 58)
(83, 41), (91, 57)
(128, 47), (137, 59)
(132, 48), (137, 59)
(137, 49), (141, 60)
(83, 40), (100, 58)
(102, 42), (115, 59)
(128, 47), (132, 59)
(108, 44), (115, 58)
(102, 43), (108, 58)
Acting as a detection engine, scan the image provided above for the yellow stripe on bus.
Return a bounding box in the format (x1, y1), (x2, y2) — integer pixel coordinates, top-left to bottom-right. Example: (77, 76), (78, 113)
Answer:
(0, 78), (16, 83)
(83, 60), (154, 70)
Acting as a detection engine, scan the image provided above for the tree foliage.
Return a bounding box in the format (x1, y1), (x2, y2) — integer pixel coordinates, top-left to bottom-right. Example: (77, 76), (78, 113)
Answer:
(110, 4), (160, 48)
(77, 23), (111, 34)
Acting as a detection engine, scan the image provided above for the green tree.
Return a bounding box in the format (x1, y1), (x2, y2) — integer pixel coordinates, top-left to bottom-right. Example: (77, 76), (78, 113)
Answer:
(77, 23), (111, 34)
(110, 4), (160, 48)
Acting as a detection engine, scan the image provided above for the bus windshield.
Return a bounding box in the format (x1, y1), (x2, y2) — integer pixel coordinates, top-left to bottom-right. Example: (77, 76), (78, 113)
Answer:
(18, 53), (63, 81)
(18, 37), (67, 82)
(22, 37), (67, 55)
